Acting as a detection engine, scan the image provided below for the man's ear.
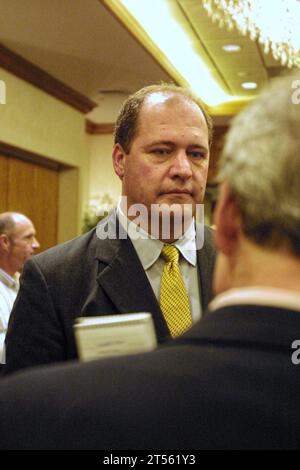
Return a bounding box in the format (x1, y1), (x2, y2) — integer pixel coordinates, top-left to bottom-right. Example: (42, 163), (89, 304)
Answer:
(213, 181), (242, 256)
(112, 143), (126, 180)
(0, 233), (10, 252)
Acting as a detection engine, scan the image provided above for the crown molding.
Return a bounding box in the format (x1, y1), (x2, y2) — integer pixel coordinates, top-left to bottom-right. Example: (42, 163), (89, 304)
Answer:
(0, 43), (97, 114)
(0, 140), (73, 171)
(86, 119), (115, 135)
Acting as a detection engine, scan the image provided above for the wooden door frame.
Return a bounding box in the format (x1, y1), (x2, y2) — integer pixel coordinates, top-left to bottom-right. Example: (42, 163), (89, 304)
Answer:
(0, 140), (79, 244)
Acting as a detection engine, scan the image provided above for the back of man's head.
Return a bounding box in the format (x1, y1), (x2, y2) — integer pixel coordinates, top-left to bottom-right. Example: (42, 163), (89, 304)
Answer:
(220, 72), (300, 256)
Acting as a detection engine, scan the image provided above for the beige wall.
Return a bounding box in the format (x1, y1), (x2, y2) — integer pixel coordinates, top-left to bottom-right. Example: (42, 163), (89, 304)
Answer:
(0, 68), (89, 242)
(87, 133), (121, 211)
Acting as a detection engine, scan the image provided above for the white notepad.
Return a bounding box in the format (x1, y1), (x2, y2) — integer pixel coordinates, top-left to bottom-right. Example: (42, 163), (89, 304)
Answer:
(74, 312), (157, 361)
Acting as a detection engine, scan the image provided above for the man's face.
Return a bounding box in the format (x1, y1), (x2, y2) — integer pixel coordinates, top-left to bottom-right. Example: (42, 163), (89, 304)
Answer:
(8, 220), (40, 273)
(114, 93), (210, 236)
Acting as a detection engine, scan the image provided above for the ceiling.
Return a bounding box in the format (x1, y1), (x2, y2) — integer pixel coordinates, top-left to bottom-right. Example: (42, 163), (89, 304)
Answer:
(0, 0), (291, 123)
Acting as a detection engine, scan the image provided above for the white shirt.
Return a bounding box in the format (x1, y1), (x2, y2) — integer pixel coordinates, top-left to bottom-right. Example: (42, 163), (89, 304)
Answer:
(0, 269), (19, 362)
(209, 287), (300, 313)
(117, 203), (202, 323)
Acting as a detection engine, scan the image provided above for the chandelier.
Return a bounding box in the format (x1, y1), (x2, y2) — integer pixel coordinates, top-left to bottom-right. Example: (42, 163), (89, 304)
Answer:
(202, 0), (300, 68)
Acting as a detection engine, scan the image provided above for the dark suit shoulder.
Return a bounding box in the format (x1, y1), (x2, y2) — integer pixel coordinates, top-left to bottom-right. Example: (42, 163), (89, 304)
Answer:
(32, 228), (97, 270)
(203, 225), (216, 253)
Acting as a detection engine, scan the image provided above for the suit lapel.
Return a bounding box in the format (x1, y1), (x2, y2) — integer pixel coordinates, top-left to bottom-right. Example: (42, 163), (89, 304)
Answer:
(196, 225), (216, 313)
(94, 213), (170, 341)
(197, 248), (210, 312)
(92, 215), (215, 340)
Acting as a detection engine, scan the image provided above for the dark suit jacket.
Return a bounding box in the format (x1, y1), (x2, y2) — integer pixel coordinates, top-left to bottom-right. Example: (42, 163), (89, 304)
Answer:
(4, 213), (215, 374)
(0, 303), (300, 450)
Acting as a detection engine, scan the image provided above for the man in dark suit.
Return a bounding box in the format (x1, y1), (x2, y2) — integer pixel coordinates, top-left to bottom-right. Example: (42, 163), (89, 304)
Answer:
(4, 83), (215, 374)
(0, 73), (299, 450)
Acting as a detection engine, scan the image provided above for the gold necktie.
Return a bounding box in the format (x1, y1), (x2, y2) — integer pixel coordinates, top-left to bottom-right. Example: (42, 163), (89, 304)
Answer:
(160, 245), (192, 337)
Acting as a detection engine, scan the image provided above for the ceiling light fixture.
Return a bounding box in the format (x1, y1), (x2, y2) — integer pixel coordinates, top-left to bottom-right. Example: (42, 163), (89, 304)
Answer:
(222, 44), (241, 52)
(241, 81), (258, 89)
(202, 0), (300, 68)
(105, 0), (256, 114)
(116, 0), (247, 107)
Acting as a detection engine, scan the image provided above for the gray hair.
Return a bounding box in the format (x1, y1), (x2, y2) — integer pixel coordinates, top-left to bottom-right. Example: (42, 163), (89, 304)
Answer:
(219, 72), (300, 255)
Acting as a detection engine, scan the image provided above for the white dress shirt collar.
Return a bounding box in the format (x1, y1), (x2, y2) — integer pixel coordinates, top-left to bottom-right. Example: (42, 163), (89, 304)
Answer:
(117, 200), (197, 270)
(209, 287), (300, 313)
(0, 268), (19, 290)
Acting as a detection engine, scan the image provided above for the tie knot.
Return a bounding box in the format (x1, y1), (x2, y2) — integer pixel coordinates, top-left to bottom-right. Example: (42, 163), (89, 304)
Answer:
(161, 245), (179, 264)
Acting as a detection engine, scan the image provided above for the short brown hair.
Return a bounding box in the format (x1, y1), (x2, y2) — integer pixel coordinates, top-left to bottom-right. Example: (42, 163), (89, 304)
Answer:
(114, 83), (213, 153)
